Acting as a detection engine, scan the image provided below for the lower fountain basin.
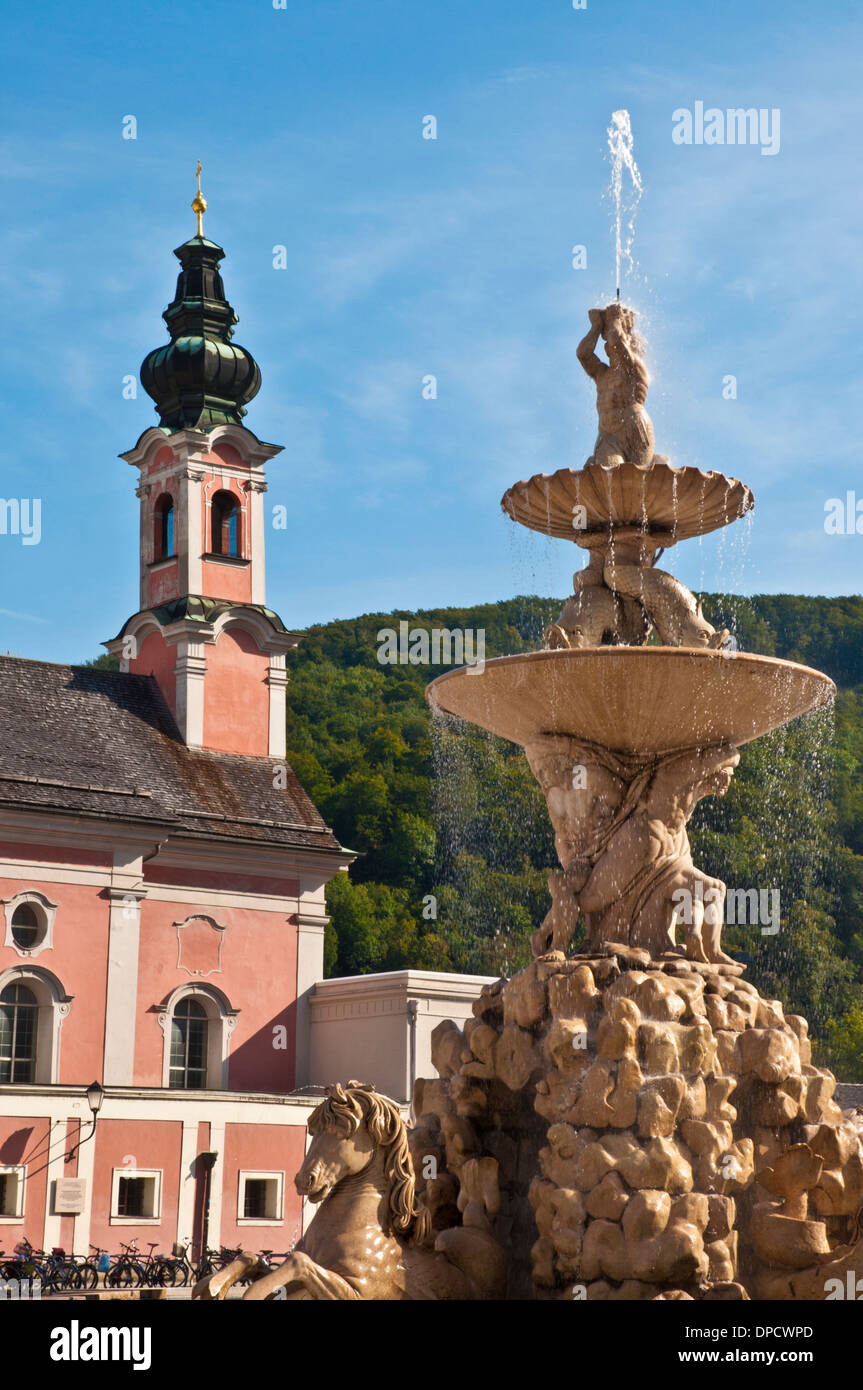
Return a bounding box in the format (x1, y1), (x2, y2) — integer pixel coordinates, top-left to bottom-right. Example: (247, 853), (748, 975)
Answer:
(426, 647), (835, 757)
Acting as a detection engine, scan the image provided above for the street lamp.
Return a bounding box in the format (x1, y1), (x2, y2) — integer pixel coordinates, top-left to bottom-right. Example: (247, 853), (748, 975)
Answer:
(67, 1081), (104, 1161)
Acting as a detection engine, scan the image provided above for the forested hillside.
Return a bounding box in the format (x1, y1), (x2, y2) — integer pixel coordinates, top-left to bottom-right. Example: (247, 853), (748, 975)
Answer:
(283, 594), (863, 1079)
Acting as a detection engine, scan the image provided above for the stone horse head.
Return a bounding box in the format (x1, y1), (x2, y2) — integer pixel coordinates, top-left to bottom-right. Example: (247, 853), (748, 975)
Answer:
(297, 1081), (423, 1238)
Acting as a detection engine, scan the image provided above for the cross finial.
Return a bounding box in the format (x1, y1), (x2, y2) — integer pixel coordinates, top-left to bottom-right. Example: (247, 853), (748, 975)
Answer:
(192, 159), (207, 237)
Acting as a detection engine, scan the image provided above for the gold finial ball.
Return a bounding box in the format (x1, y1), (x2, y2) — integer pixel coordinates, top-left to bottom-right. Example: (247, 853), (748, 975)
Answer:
(192, 160), (206, 233)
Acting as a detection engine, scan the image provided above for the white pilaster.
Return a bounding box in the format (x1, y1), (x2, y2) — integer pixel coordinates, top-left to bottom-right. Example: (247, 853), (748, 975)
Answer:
(174, 640), (207, 748)
(135, 482), (152, 609)
(176, 1120), (201, 1251)
(72, 1112), (97, 1256)
(247, 478), (268, 605)
(267, 656), (288, 760)
(103, 849), (146, 1086)
(295, 885), (329, 1088)
(207, 1123), (226, 1249)
(177, 465), (205, 595)
(42, 1120), (66, 1252)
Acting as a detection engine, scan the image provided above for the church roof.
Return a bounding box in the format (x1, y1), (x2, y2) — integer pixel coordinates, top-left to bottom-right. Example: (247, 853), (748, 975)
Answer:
(0, 657), (343, 854)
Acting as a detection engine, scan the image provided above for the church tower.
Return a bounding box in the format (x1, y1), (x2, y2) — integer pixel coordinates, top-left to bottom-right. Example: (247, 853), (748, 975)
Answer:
(106, 171), (299, 756)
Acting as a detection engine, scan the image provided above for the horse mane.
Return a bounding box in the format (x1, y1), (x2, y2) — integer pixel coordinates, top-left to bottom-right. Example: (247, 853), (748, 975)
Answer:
(310, 1082), (426, 1240)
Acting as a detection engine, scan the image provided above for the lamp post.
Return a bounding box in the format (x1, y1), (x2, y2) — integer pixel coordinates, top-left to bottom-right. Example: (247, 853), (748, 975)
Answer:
(67, 1080), (104, 1162)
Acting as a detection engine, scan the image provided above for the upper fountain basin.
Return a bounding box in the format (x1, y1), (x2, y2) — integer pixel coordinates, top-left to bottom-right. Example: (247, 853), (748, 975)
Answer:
(426, 648), (835, 758)
(501, 460), (753, 548)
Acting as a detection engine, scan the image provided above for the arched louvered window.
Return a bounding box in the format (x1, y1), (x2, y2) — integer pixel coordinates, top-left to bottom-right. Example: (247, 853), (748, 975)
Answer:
(154, 494), (175, 560)
(211, 491), (240, 558)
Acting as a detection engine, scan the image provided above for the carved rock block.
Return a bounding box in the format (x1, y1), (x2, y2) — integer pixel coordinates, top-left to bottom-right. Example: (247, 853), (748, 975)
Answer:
(548, 965), (600, 1021)
(502, 964), (548, 1029)
(738, 1027), (800, 1084)
(637, 1022), (680, 1074)
(596, 998), (640, 1060)
(585, 1170), (630, 1221)
(750, 1202), (831, 1268)
(495, 1024), (540, 1092)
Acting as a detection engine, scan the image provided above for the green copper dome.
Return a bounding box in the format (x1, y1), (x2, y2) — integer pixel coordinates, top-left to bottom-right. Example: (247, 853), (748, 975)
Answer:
(140, 236), (261, 433)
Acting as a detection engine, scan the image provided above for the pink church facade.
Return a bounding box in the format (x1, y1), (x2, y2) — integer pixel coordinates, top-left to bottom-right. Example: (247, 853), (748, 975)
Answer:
(0, 220), (352, 1261)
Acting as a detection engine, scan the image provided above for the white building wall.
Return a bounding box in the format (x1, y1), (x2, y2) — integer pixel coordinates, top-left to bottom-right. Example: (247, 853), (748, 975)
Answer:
(309, 969), (498, 1105)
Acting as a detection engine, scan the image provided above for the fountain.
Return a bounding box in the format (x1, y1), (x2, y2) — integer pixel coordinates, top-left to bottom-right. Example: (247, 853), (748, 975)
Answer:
(195, 135), (863, 1304)
(413, 299), (863, 1301)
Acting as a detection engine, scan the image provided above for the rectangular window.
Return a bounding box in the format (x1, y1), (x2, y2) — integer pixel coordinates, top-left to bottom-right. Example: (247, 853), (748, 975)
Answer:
(0, 1166), (26, 1219)
(243, 1180), (269, 1220)
(238, 1171), (284, 1225)
(110, 1169), (162, 1224)
(117, 1177), (146, 1218)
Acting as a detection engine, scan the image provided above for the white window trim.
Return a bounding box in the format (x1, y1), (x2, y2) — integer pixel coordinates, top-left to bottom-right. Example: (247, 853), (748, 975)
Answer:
(110, 1167), (163, 1226)
(2, 891), (57, 959)
(0, 964), (71, 1084)
(157, 983), (238, 1091)
(237, 1170), (285, 1226)
(0, 1164), (26, 1221)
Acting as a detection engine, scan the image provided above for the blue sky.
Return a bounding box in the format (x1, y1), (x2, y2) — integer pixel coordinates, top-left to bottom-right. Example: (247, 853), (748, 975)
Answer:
(1, 0), (861, 663)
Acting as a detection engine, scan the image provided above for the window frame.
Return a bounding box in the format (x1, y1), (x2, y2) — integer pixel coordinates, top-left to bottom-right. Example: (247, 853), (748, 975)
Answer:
(237, 1170), (285, 1226)
(152, 492), (175, 562)
(157, 983), (238, 1092)
(168, 996), (209, 1090)
(0, 1165), (26, 1222)
(109, 1168), (163, 1226)
(209, 490), (242, 559)
(0, 982), (39, 1084)
(2, 891), (57, 959)
(0, 965), (71, 1084)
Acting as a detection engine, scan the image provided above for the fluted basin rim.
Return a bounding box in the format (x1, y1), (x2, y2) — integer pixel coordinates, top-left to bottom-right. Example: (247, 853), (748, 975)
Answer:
(501, 460), (754, 547)
(426, 647), (835, 758)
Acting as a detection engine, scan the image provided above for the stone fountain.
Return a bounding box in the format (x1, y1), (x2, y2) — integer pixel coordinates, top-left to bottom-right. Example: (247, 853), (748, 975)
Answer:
(414, 301), (863, 1301)
(196, 301), (863, 1305)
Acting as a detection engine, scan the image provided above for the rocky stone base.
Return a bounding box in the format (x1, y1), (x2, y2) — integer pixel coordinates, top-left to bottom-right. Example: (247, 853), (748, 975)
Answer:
(410, 947), (863, 1300)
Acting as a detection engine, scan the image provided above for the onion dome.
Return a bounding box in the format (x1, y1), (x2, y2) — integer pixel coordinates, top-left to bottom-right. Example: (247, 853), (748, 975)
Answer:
(140, 166), (261, 432)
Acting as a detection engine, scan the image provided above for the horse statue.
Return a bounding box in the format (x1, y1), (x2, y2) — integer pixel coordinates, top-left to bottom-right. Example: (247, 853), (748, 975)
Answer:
(193, 1081), (507, 1301)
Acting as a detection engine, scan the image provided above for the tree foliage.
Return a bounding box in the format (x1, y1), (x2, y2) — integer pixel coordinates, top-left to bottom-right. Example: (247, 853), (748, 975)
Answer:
(283, 595), (863, 1078)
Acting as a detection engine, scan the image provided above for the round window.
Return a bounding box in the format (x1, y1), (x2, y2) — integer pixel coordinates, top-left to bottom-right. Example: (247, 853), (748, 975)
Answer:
(10, 903), (42, 951)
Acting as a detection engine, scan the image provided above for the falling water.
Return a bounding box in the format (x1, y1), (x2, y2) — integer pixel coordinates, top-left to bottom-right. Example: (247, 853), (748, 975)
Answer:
(606, 109), (643, 300)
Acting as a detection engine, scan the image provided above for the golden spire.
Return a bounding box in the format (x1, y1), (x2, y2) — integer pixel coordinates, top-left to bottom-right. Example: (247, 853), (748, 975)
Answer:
(192, 159), (207, 237)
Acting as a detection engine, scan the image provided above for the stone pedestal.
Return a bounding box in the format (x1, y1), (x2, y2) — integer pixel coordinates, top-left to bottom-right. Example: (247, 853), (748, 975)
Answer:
(412, 948), (863, 1300)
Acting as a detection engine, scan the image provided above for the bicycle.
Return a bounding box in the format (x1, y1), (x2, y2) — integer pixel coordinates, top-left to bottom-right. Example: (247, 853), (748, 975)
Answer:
(138, 1241), (182, 1288)
(40, 1246), (82, 1292)
(2, 1237), (45, 1287)
(106, 1238), (147, 1288)
(73, 1244), (107, 1291)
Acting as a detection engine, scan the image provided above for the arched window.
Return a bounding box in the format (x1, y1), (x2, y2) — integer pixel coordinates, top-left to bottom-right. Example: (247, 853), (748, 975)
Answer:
(154, 494), (174, 560)
(0, 984), (38, 1083)
(169, 997), (208, 1089)
(210, 491), (240, 558)
(158, 982), (237, 1091)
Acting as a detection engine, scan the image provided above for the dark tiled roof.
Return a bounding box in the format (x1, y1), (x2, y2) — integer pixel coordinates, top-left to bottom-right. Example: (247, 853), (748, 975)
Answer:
(0, 657), (342, 853)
